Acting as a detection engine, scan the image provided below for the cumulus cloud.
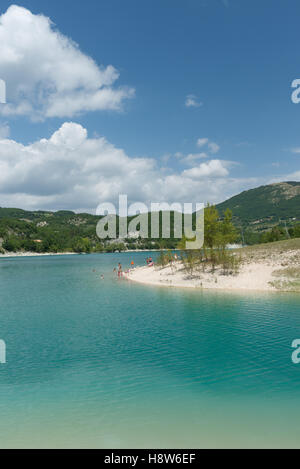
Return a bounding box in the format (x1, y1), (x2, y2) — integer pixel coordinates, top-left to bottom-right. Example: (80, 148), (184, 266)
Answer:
(185, 95), (202, 108)
(0, 122), (156, 210)
(197, 137), (220, 154)
(0, 122), (258, 212)
(0, 5), (134, 120)
(182, 160), (230, 179)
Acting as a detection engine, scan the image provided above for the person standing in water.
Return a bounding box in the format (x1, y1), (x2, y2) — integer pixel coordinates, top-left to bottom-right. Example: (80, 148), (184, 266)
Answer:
(118, 263), (123, 278)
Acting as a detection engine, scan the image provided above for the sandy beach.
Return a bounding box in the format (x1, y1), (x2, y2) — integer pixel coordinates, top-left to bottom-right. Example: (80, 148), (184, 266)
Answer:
(127, 243), (300, 293)
(127, 262), (276, 291)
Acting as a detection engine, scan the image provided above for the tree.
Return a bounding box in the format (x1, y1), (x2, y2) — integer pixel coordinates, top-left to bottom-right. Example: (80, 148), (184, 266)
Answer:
(218, 209), (237, 249)
(204, 204), (219, 249)
(3, 237), (21, 252)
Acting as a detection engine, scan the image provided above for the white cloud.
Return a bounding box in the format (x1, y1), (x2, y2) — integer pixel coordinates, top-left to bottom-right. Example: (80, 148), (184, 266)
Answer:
(182, 160), (230, 179)
(0, 122), (156, 211)
(270, 170), (300, 183)
(0, 5), (134, 121)
(185, 95), (202, 108)
(197, 138), (209, 148)
(167, 150), (209, 165)
(0, 122), (257, 212)
(208, 142), (220, 154)
(181, 152), (208, 164)
(197, 137), (220, 154)
(286, 171), (300, 179)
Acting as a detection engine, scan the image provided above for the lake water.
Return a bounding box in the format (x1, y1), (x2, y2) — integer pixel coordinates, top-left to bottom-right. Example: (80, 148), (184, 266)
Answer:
(0, 253), (300, 448)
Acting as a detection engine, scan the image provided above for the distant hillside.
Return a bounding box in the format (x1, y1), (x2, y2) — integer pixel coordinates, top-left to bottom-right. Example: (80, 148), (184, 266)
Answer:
(1, 181), (300, 253)
(0, 208), (160, 253)
(216, 182), (300, 227)
(0, 208), (105, 254)
(0, 207), (92, 221)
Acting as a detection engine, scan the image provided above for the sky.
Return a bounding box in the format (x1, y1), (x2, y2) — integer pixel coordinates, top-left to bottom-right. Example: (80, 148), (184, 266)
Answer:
(0, 0), (300, 212)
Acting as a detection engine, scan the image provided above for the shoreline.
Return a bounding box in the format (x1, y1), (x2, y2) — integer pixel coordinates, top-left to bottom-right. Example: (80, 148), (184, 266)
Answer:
(0, 252), (78, 258)
(0, 249), (160, 258)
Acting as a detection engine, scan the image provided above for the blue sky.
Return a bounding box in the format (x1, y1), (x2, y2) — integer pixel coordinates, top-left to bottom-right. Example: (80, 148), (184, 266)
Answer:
(0, 0), (300, 211)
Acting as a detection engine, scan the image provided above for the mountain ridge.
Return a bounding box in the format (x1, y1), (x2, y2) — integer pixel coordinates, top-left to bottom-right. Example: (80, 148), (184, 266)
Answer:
(216, 181), (300, 226)
(1, 181), (300, 227)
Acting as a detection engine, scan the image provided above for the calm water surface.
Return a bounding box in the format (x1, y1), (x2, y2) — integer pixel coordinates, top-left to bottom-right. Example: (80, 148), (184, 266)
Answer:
(0, 253), (300, 448)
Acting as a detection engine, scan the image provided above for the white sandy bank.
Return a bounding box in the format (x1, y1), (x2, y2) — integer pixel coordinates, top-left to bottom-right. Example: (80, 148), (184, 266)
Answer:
(0, 252), (77, 258)
(126, 262), (278, 292)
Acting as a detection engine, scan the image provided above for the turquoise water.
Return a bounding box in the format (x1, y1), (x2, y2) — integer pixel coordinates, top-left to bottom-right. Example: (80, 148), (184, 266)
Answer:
(0, 253), (300, 449)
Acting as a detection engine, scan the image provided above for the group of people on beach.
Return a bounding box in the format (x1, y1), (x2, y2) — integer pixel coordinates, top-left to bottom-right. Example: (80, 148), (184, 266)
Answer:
(113, 260), (135, 278)
(113, 256), (154, 279)
(95, 256), (154, 281)
(113, 263), (124, 278)
(115, 257), (154, 277)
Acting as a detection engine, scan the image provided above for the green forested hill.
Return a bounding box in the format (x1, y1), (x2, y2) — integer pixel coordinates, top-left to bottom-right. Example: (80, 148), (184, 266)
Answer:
(216, 182), (300, 226)
(0, 208), (158, 253)
(0, 208), (104, 253)
(1, 181), (300, 253)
